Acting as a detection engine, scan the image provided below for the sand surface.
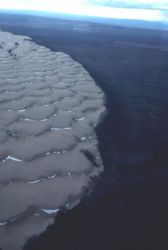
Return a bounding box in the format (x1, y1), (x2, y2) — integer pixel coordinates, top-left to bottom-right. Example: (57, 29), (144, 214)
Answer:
(0, 31), (105, 250)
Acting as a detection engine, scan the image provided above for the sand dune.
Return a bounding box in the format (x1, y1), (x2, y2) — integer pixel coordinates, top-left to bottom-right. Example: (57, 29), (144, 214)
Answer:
(0, 31), (106, 250)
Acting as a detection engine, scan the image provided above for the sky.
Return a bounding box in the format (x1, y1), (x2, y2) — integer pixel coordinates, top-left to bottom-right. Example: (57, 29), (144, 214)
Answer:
(90, 0), (168, 9)
(0, 0), (167, 22)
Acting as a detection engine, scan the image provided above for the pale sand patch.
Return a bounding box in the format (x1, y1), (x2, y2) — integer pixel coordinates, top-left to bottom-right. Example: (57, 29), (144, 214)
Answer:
(0, 31), (106, 250)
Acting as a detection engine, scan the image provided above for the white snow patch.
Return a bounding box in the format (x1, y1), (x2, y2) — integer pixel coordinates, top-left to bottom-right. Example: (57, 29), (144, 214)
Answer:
(27, 179), (40, 184)
(0, 222), (7, 226)
(40, 208), (59, 215)
(51, 127), (71, 131)
(34, 213), (40, 216)
(4, 155), (23, 162)
(81, 137), (87, 141)
(18, 109), (26, 112)
(76, 117), (85, 121)
(24, 118), (34, 121)
(45, 152), (51, 155)
(48, 174), (56, 179)
(40, 119), (48, 122)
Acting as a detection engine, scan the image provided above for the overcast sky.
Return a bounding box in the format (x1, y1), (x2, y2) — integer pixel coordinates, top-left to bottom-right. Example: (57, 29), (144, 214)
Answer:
(0, 0), (167, 22)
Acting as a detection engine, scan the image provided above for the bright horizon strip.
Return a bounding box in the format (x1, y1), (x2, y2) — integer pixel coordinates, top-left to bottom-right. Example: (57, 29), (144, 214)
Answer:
(90, 0), (168, 10)
(0, 0), (166, 22)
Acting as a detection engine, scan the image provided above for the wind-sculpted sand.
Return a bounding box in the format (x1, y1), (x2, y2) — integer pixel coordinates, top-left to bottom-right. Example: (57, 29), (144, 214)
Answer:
(0, 31), (106, 250)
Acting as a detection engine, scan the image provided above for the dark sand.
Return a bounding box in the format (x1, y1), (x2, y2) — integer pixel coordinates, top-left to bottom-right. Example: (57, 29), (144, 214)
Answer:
(0, 13), (168, 250)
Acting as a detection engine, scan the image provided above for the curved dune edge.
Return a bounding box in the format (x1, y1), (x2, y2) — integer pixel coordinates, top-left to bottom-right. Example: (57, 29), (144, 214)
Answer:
(0, 31), (106, 250)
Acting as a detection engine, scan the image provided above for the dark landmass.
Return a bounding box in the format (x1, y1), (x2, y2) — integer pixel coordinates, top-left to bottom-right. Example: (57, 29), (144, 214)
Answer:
(0, 13), (168, 250)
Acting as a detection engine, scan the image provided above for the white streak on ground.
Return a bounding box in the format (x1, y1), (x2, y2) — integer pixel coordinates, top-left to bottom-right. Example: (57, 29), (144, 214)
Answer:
(40, 208), (60, 215)
(27, 179), (40, 184)
(0, 222), (7, 226)
(2, 155), (23, 162)
(51, 127), (71, 131)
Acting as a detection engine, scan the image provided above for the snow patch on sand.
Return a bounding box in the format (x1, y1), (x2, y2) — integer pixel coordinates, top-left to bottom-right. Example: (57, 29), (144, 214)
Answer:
(40, 208), (60, 215)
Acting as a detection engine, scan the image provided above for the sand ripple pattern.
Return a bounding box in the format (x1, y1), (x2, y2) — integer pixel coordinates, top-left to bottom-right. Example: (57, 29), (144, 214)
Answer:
(0, 31), (106, 250)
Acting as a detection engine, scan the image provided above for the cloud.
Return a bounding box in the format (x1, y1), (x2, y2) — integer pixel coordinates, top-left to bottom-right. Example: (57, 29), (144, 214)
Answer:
(0, 0), (168, 10)
(0, 0), (167, 22)
(89, 0), (168, 9)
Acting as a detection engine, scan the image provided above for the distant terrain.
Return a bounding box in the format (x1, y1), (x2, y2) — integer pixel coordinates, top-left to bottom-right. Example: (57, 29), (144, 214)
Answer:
(0, 11), (168, 30)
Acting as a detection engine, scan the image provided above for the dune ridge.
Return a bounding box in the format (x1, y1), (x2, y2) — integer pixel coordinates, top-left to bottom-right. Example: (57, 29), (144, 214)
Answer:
(0, 31), (106, 250)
